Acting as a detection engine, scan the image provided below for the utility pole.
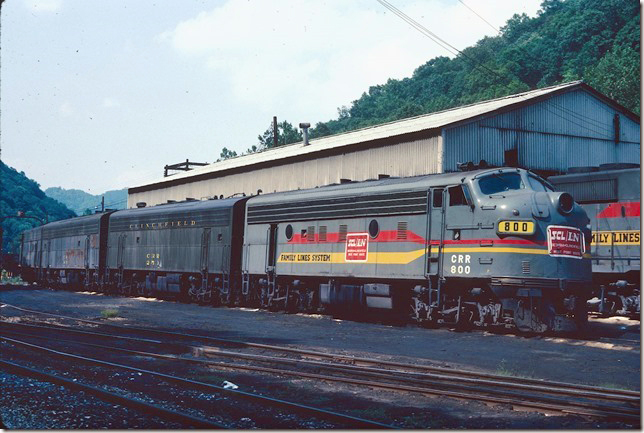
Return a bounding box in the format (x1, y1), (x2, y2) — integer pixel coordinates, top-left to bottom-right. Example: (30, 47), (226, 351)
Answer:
(273, 116), (278, 148)
(101, 196), (105, 212)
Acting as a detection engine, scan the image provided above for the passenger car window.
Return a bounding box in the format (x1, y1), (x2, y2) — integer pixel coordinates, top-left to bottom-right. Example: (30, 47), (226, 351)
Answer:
(478, 173), (524, 195)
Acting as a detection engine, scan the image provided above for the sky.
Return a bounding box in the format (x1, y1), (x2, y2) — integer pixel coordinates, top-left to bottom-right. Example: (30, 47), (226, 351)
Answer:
(1, 0), (542, 195)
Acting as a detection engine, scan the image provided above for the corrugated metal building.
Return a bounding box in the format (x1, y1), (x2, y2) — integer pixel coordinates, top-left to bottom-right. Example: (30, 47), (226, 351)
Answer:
(128, 81), (640, 207)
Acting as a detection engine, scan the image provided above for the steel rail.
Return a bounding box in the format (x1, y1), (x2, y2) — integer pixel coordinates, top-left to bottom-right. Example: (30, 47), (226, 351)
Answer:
(0, 335), (395, 429)
(2, 330), (639, 421)
(3, 321), (634, 405)
(0, 359), (227, 429)
(194, 347), (639, 404)
(0, 321), (164, 344)
(2, 302), (640, 398)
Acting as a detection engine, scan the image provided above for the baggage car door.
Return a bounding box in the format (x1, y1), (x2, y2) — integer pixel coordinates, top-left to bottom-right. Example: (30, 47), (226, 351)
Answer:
(426, 188), (445, 277)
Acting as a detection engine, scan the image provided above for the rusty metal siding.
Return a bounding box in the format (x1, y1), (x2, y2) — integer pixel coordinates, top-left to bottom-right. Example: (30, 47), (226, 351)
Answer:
(442, 89), (640, 172)
(128, 135), (443, 207)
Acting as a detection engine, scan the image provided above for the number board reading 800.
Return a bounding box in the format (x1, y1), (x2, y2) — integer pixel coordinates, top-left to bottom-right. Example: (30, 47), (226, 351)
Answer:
(497, 220), (535, 235)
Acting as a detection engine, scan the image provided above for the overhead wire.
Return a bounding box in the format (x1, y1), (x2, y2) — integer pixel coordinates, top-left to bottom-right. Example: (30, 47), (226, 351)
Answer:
(457, 0), (499, 33)
(454, 0), (614, 135)
(375, 0), (507, 85)
(377, 0), (615, 139)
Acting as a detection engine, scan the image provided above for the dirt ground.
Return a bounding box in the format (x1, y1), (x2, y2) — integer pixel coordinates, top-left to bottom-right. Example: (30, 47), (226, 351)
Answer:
(1, 286), (639, 389)
(0, 286), (640, 428)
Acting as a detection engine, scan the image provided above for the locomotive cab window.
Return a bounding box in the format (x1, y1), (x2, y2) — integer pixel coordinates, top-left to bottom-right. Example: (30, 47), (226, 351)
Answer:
(432, 189), (443, 208)
(478, 173), (524, 195)
(448, 185), (470, 206)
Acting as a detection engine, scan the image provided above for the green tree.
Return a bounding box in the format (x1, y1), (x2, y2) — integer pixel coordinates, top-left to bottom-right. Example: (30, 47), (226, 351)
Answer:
(257, 121), (303, 149)
(0, 162), (76, 254)
(585, 45), (640, 114)
(269, 0), (639, 139)
(218, 147), (238, 161)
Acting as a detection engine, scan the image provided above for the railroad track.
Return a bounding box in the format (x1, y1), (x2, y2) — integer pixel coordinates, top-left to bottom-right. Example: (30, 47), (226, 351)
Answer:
(1, 302), (640, 423)
(0, 333), (393, 429)
(0, 358), (226, 429)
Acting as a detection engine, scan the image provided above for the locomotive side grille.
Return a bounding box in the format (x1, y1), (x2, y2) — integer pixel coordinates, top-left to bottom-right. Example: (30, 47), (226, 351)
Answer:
(397, 221), (408, 239)
(247, 190), (427, 224)
(339, 225), (348, 241)
(308, 226), (316, 242)
(521, 260), (531, 274)
(319, 225), (327, 242)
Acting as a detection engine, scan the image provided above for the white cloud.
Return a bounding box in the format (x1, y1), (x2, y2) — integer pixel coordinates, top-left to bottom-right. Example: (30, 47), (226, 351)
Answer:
(59, 102), (73, 117)
(24, 0), (62, 13)
(102, 97), (121, 108)
(160, 0), (541, 122)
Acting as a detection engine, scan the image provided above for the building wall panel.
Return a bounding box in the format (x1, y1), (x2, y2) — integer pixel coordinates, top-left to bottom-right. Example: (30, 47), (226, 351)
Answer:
(128, 136), (442, 207)
(443, 89), (640, 172)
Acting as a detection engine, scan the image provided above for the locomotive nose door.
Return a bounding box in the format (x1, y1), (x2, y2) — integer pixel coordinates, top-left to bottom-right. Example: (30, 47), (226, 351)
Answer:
(426, 188), (446, 277)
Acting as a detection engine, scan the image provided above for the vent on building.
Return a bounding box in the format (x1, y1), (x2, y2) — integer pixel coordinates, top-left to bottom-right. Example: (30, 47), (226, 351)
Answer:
(308, 226), (316, 242)
(397, 221), (408, 239)
(339, 225), (348, 242)
(319, 225), (327, 242)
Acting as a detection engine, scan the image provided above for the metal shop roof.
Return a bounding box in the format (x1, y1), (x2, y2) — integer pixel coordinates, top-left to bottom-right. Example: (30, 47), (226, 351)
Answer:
(130, 81), (635, 192)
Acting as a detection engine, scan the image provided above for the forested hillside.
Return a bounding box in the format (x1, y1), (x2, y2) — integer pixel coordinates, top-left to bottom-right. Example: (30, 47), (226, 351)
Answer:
(0, 162), (76, 254)
(244, 0), (639, 150)
(308, 0), (639, 138)
(45, 187), (127, 216)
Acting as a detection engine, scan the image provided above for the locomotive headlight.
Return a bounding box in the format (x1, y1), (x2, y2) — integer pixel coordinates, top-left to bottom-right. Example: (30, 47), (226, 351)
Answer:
(557, 192), (574, 214)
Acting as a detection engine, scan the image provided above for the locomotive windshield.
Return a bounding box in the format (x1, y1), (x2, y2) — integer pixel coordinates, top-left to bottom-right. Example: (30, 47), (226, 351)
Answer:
(477, 173), (524, 195)
(527, 175), (555, 192)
